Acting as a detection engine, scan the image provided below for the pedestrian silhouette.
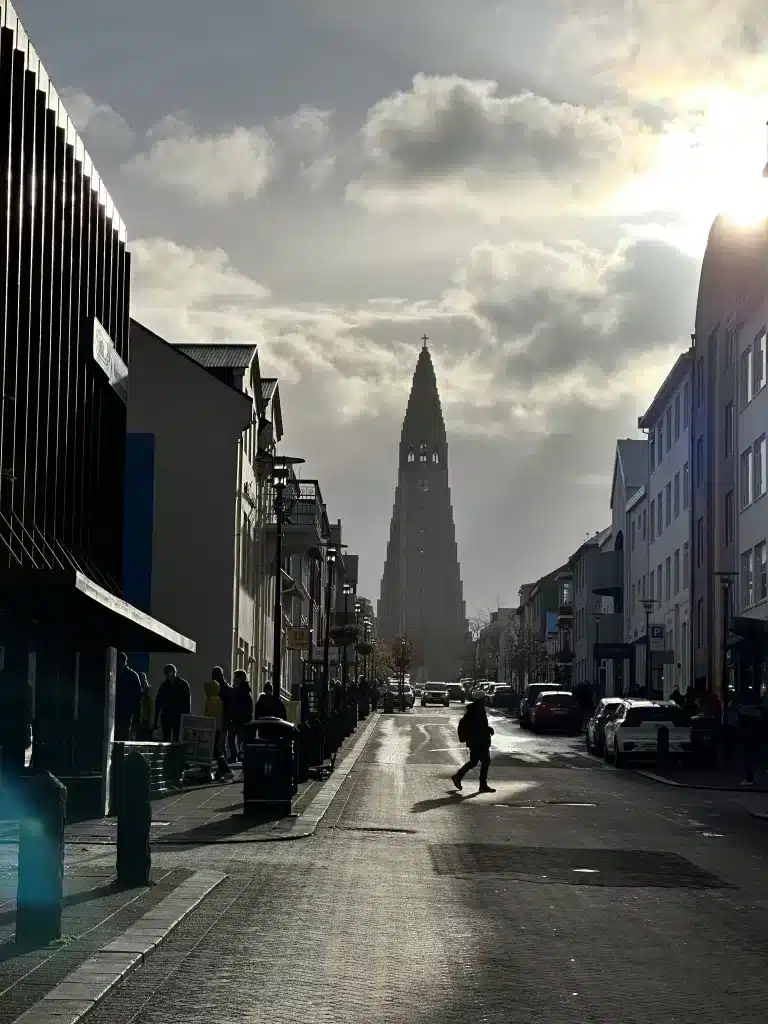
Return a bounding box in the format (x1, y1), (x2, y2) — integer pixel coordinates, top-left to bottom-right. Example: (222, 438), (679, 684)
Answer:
(452, 691), (495, 793)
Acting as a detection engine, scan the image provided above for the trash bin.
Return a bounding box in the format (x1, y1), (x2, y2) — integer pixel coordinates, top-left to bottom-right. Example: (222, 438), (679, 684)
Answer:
(242, 717), (297, 817)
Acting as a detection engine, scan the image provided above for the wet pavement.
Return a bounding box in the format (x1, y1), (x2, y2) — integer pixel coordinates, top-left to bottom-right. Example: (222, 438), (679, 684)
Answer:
(58, 706), (768, 1023)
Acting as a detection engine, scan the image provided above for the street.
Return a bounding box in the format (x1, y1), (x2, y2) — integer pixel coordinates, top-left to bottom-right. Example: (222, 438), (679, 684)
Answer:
(83, 707), (768, 1024)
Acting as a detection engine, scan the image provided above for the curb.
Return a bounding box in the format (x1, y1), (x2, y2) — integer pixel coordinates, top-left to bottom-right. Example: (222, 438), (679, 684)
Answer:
(14, 869), (226, 1024)
(634, 769), (768, 793)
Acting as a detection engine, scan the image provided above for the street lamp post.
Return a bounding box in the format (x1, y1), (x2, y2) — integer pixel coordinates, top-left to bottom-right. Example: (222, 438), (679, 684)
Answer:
(271, 456), (304, 698)
(714, 571), (738, 722)
(321, 545), (338, 716)
(354, 600), (361, 686)
(342, 582), (354, 692)
(640, 598), (657, 697)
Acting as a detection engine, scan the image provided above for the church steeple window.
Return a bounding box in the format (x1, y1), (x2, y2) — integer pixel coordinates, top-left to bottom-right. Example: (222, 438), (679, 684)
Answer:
(407, 447), (415, 463)
(432, 452), (439, 464)
(419, 443), (427, 462)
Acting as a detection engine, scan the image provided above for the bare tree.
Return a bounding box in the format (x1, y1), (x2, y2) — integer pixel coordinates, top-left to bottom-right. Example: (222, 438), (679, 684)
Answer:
(505, 618), (541, 692)
(389, 634), (416, 680)
(467, 610), (496, 682)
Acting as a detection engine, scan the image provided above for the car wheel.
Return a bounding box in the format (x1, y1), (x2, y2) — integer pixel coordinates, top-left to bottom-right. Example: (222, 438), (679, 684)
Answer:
(443, 700), (449, 707)
(614, 740), (625, 768)
(460, 696), (465, 703)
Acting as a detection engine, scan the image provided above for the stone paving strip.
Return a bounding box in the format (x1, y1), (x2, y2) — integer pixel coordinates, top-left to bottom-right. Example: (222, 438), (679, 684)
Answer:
(11, 870), (226, 1024)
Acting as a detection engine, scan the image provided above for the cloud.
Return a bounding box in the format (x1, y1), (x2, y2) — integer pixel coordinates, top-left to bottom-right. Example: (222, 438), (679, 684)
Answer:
(126, 117), (275, 205)
(557, 1), (768, 103)
(60, 88), (135, 154)
(347, 73), (658, 218)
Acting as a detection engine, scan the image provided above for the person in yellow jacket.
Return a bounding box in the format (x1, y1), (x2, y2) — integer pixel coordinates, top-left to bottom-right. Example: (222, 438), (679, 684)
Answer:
(203, 678), (234, 781)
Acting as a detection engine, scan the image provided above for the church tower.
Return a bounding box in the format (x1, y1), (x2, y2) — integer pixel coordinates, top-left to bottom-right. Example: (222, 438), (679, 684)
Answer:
(378, 338), (468, 681)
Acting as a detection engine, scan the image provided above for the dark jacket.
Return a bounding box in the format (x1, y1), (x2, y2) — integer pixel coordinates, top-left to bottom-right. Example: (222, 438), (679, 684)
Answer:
(253, 693), (287, 720)
(461, 701), (494, 750)
(230, 681), (254, 727)
(115, 664), (143, 724)
(154, 676), (191, 724)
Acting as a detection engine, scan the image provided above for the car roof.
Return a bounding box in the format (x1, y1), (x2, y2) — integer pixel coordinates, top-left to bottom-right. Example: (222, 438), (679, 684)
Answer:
(539, 690), (573, 697)
(600, 697), (624, 704)
(622, 699), (674, 707)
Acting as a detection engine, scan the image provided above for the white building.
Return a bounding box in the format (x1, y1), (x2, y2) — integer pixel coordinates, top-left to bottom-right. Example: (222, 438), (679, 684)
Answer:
(733, 291), (768, 693)
(637, 350), (693, 697)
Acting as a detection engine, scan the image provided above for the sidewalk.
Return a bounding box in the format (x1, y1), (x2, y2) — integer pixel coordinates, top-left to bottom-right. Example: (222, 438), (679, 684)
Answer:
(0, 715), (377, 1023)
(635, 752), (768, 792)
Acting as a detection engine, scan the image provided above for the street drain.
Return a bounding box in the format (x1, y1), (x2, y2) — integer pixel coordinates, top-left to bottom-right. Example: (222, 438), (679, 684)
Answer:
(338, 826), (418, 835)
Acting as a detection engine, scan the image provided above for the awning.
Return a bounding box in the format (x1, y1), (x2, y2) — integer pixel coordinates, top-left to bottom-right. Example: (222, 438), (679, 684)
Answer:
(0, 569), (195, 654)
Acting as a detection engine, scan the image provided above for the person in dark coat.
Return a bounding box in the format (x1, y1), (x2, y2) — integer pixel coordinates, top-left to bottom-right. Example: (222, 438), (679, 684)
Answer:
(230, 670), (254, 759)
(153, 664), (191, 742)
(452, 690), (496, 793)
(115, 653), (143, 741)
(212, 666), (237, 761)
(253, 681), (287, 720)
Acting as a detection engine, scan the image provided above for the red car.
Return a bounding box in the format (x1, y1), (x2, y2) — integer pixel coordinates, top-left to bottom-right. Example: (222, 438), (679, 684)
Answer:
(531, 691), (582, 734)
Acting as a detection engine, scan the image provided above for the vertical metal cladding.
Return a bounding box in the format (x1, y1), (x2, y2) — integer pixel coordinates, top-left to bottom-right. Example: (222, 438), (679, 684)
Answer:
(0, 0), (130, 592)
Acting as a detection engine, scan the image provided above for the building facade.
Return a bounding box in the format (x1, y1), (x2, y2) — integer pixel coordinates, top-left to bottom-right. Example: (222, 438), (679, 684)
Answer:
(0, 6), (192, 811)
(638, 351), (693, 697)
(378, 341), (467, 681)
(569, 529), (616, 690)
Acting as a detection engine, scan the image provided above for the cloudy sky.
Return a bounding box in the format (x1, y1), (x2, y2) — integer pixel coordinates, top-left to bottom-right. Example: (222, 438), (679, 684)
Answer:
(18, 0), (768, 613)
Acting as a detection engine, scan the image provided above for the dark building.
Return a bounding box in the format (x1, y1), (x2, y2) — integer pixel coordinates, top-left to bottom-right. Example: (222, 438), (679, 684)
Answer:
(378, 340), (467, 681)
(0, 1), (192, 814)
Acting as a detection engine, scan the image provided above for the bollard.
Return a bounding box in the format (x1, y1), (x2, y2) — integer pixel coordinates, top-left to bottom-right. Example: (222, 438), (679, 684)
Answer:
(656, 726), (669, 769)
(116, 751), (152, 887)
(16, 772), (67, 948)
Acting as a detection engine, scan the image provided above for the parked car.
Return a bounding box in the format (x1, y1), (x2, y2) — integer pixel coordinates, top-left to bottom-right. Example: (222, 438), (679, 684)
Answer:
(530, 691), (582, 733)
(603, 700), (692, 767)
(586, 698), (624, 756)
(490, 685), (514, 709)
(402, 683), (416, 708)
(421, 683), (450, 707)
(519, 682), (571, 728)
(411, 683), (423, 699)
(447, 683), (466, 703)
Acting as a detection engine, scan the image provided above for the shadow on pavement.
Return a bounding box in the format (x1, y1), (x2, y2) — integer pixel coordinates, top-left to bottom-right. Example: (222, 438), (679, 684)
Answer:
(411, 791), (481, 813)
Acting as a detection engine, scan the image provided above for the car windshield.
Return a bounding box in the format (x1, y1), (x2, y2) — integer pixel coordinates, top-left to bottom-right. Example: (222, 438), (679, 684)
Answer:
(539, 693), (574, 708)
(426, 684), (446, 692)
(624, 706), (688, 727)
(598, 701), (622, 718)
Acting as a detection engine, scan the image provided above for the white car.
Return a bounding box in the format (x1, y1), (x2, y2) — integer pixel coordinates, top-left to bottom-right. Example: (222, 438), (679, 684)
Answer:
(603, 700), (692, 767)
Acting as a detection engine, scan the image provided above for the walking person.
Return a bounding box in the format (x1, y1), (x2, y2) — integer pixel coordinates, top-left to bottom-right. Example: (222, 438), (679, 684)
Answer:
(452, 690), (496, 793)
(203, 677), (235, 781)
(153, 664), (191, 742)
(212, 666), (237, 763)
(230, 670), (254, 760)
(371, 683), (380, 712)
(115, 653), (143, 741)
(253, 681), (287, 720)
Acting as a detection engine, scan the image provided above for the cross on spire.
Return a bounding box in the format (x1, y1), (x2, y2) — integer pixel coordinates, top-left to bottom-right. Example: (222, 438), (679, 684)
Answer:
(421, 334), (429, 348)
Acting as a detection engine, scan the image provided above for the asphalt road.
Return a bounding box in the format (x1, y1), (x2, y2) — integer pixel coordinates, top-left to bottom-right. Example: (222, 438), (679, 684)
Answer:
(84, 706), (768, 1024)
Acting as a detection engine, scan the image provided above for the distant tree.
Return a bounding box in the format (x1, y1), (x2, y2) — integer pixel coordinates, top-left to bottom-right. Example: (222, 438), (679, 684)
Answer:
(389, 634), (416, 681)
(506, 618), (541, 692)
(467, 610), (494, 682)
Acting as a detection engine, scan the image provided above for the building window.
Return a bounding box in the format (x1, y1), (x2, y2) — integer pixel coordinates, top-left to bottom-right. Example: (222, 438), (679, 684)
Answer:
(657, 493), (663, 536)
(631, 583), (636, 614)
(741, 447), (753, 509)
(683, 381), (690, 428)
(696, 356), (704, 408)
(674, 394), (681, 441)
(757, 542), (768, 603)
(754, 435), (767, 499)
(665, 407), (672, 452)
(641, 574), (646, 597)
(419, 443), (428, 463)
(741, 345), (754, 408)
(665, 482), (672, 527)
(407, 448), (415, 462)
(741, 548), (755, 609)
(696, 517), (705, 567)
(725, 489), (734, 547)
(696, 598), (704, 647)
(754, 329), (766, 395)
(673, 472), (680, 518)
(683, 462), (689, 509)
(725, 326), (735, 368)
(650, 500), (656, 542)
(696, 436), (704, 487)
(665, 557), (672, 602)
(725, 401), (733, 457)
(432, 452), (439, 463)
(649, 430), (656, 471)
(642, 509), (647, 540)
(674, 549), (680, 595)
(631, 520), (636, 551)
(658, 421), (664, 462)
(683, 541), (690, 587)
(657, 564), (662, 602)
(649, 569), (655, 601)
